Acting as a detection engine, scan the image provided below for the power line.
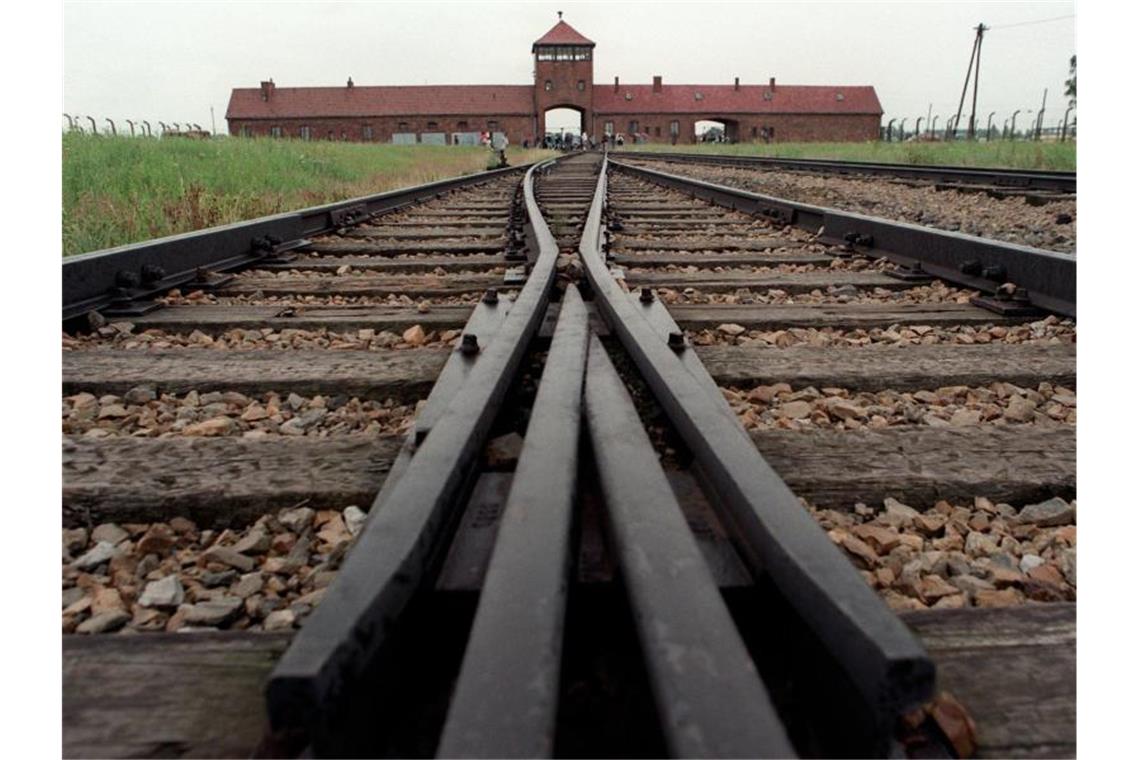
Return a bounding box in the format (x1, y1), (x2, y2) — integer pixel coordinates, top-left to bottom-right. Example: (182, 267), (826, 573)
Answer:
(989, 14), (1075, 30)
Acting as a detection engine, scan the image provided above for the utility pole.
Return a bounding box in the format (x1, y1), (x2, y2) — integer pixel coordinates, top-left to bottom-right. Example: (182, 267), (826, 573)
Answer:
(953, 23), (988, 140)
(211, 106), (216, 135)
(1035, 88), (1048, 141)
(967, 23), (986, 138)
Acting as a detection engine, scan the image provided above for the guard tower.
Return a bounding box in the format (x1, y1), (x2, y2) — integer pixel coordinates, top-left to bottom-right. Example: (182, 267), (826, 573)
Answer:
(533, 13), (595, 140)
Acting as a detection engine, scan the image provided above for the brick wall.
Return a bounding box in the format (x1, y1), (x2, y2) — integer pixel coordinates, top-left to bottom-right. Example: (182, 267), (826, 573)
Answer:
(590, 113), (881, 143)
(228, 111), (879, 145)
(534, 53), (594, 137)
(227, 114), (536, 145)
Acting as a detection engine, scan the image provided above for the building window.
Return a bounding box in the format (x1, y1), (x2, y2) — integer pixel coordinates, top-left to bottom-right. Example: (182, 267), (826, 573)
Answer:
(457, 120), (468, 130)
(398, 122), (409, 131)
(669, 120), (679, 135)
(427, 121), (438, 130)
(240, 125), (252, 137)
(270, 126), (282, 138)
(763, 91), (773, 101)
(574, 47), (591, 61)
(751, 126), (758, 137)
(628, 120), (639, 134)
(577, 80), (585, 92)
(487, 120), (499, 130)
(327, 130), (334, 140)
(545, 80), (553, 91)
(300, 126), (312, 140)
(604, 121), (614, 136)
(362, 125), (373, 140)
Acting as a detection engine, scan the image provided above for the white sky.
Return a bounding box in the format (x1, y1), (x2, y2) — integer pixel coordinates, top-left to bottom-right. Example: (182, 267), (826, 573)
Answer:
(63, 0), (1075, 135)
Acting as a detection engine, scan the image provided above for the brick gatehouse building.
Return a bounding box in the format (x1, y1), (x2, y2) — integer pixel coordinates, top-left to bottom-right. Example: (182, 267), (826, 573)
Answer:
(226, 16), (882, 145)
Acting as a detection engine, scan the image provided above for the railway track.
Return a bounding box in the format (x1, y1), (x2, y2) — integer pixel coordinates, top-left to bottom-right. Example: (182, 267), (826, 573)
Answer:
(616, 150), (1076, 195)
(62, 151), (1076, 758)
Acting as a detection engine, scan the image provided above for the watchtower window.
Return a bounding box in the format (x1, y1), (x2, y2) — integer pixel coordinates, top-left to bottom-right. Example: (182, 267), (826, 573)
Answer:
(536, 45), (591, 61)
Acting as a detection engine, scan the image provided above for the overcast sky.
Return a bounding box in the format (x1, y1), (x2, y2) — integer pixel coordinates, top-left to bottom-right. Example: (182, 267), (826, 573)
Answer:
(63, 0), (1075, 135)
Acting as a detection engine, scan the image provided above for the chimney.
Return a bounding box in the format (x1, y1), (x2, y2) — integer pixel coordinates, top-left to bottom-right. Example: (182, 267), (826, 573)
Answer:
(734, 77), (740, 91)
(653, 75), (662, 93)
(614, 76), (619, 92)
(769, 77), (776, 92)
(260, 79), (275, 101)
(347, 77), (354, 88)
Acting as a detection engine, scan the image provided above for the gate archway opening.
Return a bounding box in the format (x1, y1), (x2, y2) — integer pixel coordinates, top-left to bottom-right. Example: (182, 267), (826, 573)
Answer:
(542, 106), (585, 148)
(695, 118), (740, 143)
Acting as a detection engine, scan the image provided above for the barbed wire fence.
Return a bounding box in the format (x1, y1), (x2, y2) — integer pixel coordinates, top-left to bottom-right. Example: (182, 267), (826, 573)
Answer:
(63, 114), (214, 138)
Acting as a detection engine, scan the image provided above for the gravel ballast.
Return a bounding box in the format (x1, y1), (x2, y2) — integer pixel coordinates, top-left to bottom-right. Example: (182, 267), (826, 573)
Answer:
(628, 160), (1077, 253)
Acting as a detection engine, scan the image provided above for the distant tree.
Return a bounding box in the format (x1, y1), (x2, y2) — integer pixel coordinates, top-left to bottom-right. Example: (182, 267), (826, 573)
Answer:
(1065, 55), (1076, 107)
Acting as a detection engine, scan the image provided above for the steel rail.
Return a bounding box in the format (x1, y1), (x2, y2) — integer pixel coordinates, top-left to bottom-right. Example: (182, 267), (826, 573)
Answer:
(265, 157), (562, 754)
(583, 334), (795, 759)
(615, 150), (1076, 193)
(579, 155), (935, 733)
(611, 158), (1076, 317)
(61, 163), (529, 322)
(436, 284), (589, 759)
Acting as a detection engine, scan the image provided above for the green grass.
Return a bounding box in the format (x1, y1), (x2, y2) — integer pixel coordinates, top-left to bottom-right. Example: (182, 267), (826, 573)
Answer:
(62, 133), (554, 255)
(617, 140), (1076, 171)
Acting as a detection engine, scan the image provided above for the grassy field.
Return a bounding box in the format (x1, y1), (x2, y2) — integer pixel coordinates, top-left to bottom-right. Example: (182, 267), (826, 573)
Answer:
(62, 133), (554, 256)
(617, 140), (1076, 171)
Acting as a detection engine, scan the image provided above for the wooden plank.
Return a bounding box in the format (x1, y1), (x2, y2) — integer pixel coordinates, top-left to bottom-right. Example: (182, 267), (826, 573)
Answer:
(614, 251), (833, 268)
(669, 302), (1034, 330)
(276, 253), (506, 272)
(64, 426), (1072, 528)
(63, 632), (290, 759)
(624, 270), (907, 293)
(302, 241), (504, 258)
(59, 606), (1074, 760)
(617, 238), (816, 252)
(220, 272), (502, 297)
(62, 435), (402, 528)
(697, 343), (1075, 391)
(753, 425), (1074, 508)
(311, 228), (505, 241)
(129, 304), (475, 334)
(900, 604), (1075, 758)
(63, 347), (450, 400)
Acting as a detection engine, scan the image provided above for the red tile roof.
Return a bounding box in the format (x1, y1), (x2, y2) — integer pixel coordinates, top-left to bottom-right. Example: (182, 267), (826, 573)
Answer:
(226, 85), (535, 120)
(532, 20), (595, 48)
(592, 84), (882, 115)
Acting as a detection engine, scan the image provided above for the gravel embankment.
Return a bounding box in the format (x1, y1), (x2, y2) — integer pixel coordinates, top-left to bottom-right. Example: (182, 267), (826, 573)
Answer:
(62, 505), (360, 634)
(628, 160), (1076, 253)
(804, 494), (1075, 610)
(64, 322), (461, 352)
(692, 315), (1075, 348)
(723, 381), (1076, 431)
(650, 281), (980, 306)
(63, 390), (417, 439)
(158, 288), (499, 307)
